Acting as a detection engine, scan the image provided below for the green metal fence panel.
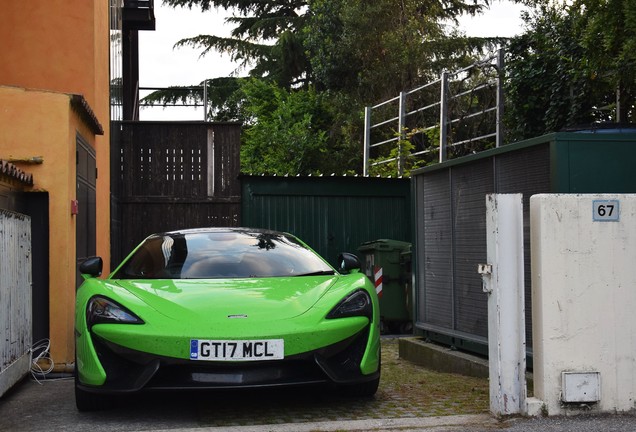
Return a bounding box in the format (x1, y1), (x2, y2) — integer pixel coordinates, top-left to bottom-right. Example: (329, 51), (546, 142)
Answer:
(241, 176), (411, 266)
(551, 132), (636, 193)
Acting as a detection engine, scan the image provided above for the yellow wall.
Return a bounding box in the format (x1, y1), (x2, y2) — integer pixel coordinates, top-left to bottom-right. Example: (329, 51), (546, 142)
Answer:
(0, 87), (84, 366)
(0, 0), (111, 367)
(1, 1), (96, 101)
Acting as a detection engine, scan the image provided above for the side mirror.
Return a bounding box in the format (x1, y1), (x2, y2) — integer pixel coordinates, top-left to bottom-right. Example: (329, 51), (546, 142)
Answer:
(79, 256), (103, 278)
(337, 252), (361, 274)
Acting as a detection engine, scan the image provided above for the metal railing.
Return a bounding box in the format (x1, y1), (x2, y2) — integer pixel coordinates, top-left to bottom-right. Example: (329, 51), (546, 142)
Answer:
(138, 84), (209, 121)
(363, 49), (504, 176)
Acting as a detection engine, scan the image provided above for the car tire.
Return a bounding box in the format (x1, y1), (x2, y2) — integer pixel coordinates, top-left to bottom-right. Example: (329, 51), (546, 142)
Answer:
(341, 375), (380, 398)
(341, 346), (382, 398)
(74, 371), (112, 411)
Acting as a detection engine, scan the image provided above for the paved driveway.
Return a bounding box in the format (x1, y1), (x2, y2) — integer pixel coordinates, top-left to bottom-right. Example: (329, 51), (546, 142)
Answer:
(0, 338), (494, 431)
(5, 338), (636, 432)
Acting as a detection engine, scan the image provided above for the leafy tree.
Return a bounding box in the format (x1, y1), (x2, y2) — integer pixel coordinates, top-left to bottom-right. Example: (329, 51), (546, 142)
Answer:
(368, 128), (432, 177)
(141, 76), (245, 121)
(164, 0), (310, 88)
(149, 0), (636, 175)
(239, 79), (330, 175)
(149, 0), (498, 175)
(305, 0), (492, 103)
(162, 0), (490, 97)
(303, 0), (498, 171)
(577, 0), (636, 123)
(504, 3), (594, 141)
(504, 0), (636, 142)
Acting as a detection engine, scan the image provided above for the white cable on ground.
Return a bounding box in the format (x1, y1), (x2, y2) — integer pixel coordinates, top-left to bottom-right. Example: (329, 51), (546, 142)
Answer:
(30, 338), (55, 384)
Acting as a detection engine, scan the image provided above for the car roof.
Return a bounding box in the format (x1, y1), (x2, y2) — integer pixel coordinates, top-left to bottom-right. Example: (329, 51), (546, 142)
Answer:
(153, 227), (288, 237)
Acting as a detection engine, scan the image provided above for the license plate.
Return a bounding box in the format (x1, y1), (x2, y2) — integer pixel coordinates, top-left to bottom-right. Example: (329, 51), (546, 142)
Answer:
(190, 339), (284, 361)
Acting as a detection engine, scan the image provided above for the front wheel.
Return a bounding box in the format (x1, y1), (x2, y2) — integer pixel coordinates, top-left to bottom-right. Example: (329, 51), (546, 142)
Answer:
(340, 375), (380, 398)
(74, 371), (113, 411)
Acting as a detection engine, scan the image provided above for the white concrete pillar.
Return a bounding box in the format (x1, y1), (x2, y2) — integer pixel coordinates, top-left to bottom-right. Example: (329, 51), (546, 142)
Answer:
(482, 194), (526, 415)
(531, 194), (636, 415)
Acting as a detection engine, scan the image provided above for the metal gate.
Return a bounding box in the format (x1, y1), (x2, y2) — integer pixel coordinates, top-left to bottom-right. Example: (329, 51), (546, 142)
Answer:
(0, 209), (32, 397)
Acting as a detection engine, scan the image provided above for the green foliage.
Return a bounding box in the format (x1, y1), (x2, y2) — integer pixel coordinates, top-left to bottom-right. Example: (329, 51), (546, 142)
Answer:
(368, 128), (434, 177)
(148, 0), (636, 177)
(140, 77), (245, 121)
(240, 80), (330, 175)
(203, 77), (246, 121)
(166, 0), (309, 89)
(305, 0), (493, 103)
(238, 80), (372, 175)
(504, 0), (636, 142)
(577, 0), (636, 123)
(156, 0), (501, 176)
(504, 2), (602, 141)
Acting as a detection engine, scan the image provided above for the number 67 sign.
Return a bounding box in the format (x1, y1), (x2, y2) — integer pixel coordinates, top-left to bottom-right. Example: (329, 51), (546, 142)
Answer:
(593, 199), (620, 222)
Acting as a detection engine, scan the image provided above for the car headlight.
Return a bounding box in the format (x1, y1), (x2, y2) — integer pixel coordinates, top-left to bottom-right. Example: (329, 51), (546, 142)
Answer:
(326, 290), (373, 320)
(86, 296), (144, 329)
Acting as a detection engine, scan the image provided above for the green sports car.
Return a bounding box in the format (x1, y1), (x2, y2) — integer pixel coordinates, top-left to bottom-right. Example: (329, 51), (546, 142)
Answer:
(75, 228), (381, 411)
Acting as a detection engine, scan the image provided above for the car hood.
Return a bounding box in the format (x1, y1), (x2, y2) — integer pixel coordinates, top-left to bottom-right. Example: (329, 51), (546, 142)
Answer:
(113, 276), (339, 323)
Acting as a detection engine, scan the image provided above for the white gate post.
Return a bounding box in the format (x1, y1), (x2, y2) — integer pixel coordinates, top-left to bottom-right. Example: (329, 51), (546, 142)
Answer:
(481, 194), (526, 415)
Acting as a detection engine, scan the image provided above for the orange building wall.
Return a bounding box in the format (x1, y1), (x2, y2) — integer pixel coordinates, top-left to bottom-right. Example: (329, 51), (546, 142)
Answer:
(0, 86), (90, 366)
(0, 0), (111, 367)
(1, 2), (96, 102)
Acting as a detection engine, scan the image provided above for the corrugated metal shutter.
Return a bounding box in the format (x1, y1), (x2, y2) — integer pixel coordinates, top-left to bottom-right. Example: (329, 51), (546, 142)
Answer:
(417, 171), (453, 328)
(452, 160), (493, 339)
(414, 146), (550, 348)
(0, 209), (32, 397)
(413, 133), (636, 357)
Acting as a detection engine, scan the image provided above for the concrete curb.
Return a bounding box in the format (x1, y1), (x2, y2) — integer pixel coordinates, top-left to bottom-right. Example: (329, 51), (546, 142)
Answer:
(144, 414), (498, 432)
(398, 337), (490, 379)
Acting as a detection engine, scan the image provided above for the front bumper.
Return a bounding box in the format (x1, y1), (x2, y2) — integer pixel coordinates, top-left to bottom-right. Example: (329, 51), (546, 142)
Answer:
(77, 327), (378, 394)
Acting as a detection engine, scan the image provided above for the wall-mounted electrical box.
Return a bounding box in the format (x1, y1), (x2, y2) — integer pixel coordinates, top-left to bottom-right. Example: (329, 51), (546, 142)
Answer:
(562, 371), (601, 403)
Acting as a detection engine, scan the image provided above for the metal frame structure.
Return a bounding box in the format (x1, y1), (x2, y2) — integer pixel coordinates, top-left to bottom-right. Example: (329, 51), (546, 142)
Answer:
(363, 49), (504, 176)
(138, 84), (209, 121)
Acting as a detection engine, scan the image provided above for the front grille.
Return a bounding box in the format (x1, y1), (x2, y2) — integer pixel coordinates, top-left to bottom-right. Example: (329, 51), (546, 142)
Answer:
(148, 359), (327, 389)
(89, 325), (371, 392)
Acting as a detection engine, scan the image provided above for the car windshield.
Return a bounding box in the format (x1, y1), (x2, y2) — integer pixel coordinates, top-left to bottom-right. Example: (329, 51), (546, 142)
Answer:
(112, 230), (335, 279)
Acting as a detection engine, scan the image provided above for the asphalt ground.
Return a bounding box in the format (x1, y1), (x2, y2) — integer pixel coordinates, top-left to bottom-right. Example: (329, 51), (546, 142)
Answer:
(2, 337), (636, 431)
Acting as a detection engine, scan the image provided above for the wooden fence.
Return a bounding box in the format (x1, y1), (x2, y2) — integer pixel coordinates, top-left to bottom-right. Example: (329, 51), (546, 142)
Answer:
(111, 121), (241, 265)
(111, 122), (412, 272)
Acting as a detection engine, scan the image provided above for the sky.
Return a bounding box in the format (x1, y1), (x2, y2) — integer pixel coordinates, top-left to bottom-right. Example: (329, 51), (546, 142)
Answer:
(138, 1), (528, 121)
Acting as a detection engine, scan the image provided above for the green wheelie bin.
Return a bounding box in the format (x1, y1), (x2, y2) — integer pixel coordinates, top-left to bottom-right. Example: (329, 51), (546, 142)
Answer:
(358, 239), (412, 334)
